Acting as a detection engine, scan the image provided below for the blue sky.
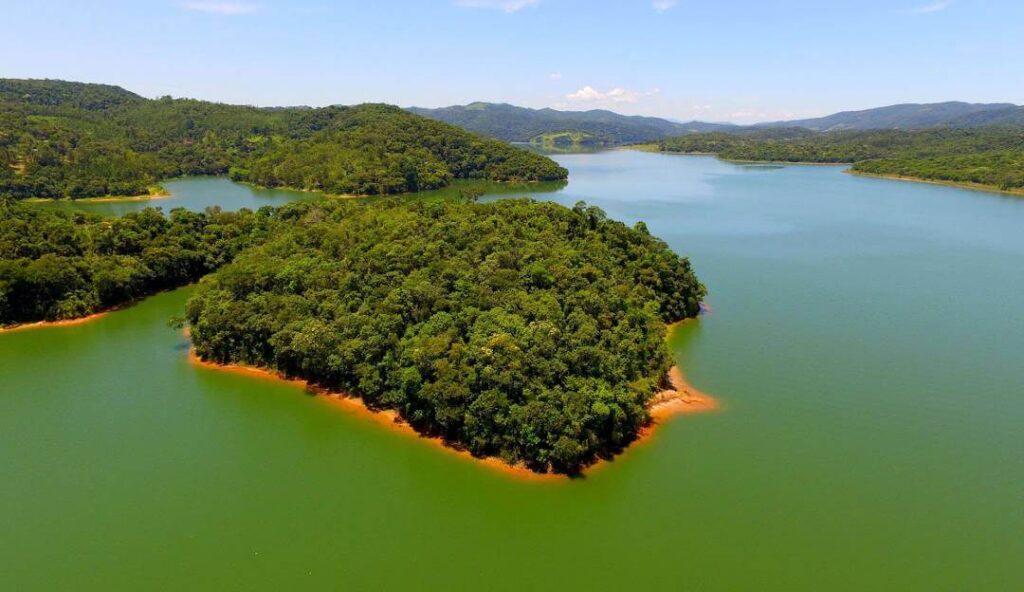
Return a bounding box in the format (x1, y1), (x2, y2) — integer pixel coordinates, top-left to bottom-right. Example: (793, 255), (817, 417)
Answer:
(3, 0), (1022, 123)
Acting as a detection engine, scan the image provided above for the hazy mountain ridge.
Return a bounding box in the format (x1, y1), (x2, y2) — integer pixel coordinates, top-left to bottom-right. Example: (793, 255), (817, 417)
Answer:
(411, 101), (1024, 145)
(756, 101), (1022, 131)
(408, 102), (737, 145)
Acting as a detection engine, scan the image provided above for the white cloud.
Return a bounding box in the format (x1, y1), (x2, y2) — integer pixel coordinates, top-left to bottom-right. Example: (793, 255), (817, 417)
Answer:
(183, 2), (258, 14)
(454, 0), (539, 13)
(566, 86), (660, 105)
(906, 1), (951, 13)
(548, 72), (562, 80)
(652, 0), (677, 12)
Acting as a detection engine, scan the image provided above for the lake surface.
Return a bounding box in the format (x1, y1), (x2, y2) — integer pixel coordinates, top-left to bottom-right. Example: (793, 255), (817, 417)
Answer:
(37, 176), (567, 217)
(4, 151), (1022, 590)
(37, 176), (323, 216)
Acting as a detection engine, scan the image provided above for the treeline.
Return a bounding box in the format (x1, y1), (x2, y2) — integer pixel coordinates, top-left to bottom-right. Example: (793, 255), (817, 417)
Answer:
(0, 79), (567, 200)
(0, 201), (271, 324)
(186, 198), (706, 474)
(654, 128), (1024, 191)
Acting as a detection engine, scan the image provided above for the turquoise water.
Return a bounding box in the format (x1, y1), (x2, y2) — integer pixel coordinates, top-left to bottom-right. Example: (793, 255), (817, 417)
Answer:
(37, 176), (323, 216)
(36, 176), (567, 216)
(3, 151), (1022, 589)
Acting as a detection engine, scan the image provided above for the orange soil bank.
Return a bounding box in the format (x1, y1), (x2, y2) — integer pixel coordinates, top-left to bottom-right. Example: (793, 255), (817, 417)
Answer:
(187, 348), (563, 482)
(188, 343), (720, 481)
(0, 311), (110, 334)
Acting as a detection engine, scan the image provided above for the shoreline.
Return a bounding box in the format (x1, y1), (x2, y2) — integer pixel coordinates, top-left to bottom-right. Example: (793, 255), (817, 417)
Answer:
(633, 149), (1024, 195)
(234, 176), (565, 201)
(722, 158), (851, 166)
(625, 147), (852, 166)
(186, 323), (719, 481)
(186, 347), (563, 481)
(0, 311), (110, 334)
(0, 285), (189, 334)
(24, 187), (170, 204)
(847, 169), (1024, 197)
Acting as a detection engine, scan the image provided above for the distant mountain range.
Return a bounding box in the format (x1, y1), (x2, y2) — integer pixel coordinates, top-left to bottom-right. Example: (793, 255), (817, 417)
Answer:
(408, 101), (1024, 145)
(756, 101), (1024, 131)
(407, 102), (737, 146)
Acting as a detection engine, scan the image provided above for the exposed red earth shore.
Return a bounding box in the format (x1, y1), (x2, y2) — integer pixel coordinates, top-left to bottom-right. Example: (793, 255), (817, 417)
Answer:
(186, 321), (720, 481)
(0, 311), (110, 334)
(0, 297), (719, 479)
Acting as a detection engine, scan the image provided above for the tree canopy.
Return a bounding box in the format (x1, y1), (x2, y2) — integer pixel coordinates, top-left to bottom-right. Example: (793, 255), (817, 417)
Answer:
(0, 201), (271, 324)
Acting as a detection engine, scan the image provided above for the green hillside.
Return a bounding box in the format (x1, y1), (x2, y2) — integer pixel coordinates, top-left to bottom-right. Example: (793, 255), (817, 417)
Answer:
(0, 79), (566, 200)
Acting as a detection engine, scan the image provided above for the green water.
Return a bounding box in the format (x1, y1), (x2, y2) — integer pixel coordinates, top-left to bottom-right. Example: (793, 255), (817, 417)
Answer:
(3, 151), (1022, 590)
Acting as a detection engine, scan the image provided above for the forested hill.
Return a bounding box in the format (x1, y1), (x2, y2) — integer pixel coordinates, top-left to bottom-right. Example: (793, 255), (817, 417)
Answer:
(0, 79), (566, 200)
(408, 102), (736, 145)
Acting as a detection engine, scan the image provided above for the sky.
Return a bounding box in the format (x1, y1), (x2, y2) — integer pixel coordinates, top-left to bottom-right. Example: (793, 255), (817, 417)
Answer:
(2, 0), (1022, 124)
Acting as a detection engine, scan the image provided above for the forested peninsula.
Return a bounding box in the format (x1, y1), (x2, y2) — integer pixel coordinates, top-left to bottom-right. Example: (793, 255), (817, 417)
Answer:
(0, 79), (566, 200)
(649, 128), (1024, 194)
(1, 197), (708, 474)
(185, 199), (706, 474)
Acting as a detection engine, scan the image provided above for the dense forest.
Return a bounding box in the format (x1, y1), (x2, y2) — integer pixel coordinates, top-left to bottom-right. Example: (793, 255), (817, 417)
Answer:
(186, 198), (706, 474)
(0, 79), (566, 200)
(0, 201), (271, 324)
(654, 128), (1024, 192)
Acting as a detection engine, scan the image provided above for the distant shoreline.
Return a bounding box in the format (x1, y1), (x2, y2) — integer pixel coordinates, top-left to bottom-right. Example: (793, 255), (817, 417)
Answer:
(0, 311), (110, 333)
(631, 147), (1024, 195)
(847, 170), (1024, 197)
(186, 321), (719, 481)
(723, 158), (851, 166)
(233, 177), (565, 200)
(0, 285), (185, 334)
(24, 186), (170, 204)
(626, 146), (852, 165)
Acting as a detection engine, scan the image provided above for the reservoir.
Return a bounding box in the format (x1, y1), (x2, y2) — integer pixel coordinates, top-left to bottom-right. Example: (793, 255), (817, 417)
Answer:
(3, 150), (1021, 589)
